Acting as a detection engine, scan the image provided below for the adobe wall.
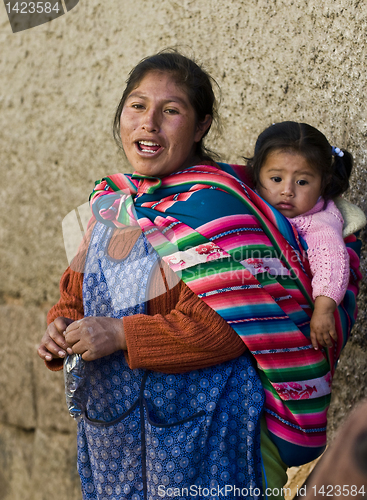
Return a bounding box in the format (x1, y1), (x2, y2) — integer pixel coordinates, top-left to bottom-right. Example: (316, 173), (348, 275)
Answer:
(0, 1), (365, 498)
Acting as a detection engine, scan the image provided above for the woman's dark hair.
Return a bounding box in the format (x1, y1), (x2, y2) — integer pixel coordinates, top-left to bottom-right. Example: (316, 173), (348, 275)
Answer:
(113, 49), (219, 161)
(247, 121), (353, 201)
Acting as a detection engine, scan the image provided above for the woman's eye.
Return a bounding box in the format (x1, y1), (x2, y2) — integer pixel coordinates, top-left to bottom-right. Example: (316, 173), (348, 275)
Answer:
(132, 103), (144, 109)
(164, 108), (179, 114)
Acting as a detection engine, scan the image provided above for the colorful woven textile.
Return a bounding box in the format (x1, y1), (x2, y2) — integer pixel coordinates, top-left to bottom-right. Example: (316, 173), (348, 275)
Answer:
(89, 164), (361, 466)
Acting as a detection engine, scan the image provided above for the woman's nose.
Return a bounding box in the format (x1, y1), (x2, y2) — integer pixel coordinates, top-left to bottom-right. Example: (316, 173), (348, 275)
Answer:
(141, 109), (160, 132)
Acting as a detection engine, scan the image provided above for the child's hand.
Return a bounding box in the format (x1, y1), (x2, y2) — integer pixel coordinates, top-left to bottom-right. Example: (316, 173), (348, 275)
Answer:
(37, 317), (75, 362)
(310, 296), (338, 350)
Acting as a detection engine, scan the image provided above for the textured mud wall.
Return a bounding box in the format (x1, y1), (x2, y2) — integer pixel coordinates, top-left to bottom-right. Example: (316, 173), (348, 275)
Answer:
(0, 0), (366, 498)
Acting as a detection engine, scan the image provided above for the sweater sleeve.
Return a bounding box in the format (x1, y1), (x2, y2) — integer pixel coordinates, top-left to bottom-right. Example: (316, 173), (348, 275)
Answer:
(47, 267), (85, 324)
(290, 201), (350, 305)
(44, 267), (85, 371)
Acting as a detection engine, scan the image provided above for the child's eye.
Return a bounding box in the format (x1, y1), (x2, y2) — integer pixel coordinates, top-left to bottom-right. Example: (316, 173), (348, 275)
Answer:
(271, 176), (282, 183)
(297, 179), (308, 186)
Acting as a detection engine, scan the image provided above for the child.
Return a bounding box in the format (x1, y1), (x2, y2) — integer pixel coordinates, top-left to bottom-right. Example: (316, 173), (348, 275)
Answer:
(247, 121), (355, 350)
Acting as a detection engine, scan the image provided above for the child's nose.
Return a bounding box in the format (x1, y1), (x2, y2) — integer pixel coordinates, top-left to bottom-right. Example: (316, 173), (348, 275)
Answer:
(281, 183), (294, 196)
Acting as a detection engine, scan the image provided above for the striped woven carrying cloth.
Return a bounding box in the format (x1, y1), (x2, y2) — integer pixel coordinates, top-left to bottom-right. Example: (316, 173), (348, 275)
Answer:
(89, 163), (361, 466)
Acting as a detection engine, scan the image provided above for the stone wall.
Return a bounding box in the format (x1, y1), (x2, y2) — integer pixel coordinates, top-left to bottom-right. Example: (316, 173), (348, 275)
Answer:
(0, 0), (366, 498)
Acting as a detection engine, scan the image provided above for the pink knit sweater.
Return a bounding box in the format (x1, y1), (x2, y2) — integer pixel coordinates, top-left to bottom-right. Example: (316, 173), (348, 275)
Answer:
(288, 199), (350, 305)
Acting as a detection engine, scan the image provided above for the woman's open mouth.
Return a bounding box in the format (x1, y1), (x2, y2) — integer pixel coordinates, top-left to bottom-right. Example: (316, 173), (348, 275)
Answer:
(136, 140), (162, 154)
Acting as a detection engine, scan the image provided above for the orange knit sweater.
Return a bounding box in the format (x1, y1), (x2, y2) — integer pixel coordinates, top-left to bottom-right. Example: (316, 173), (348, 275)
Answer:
(46, 223), (246, 373)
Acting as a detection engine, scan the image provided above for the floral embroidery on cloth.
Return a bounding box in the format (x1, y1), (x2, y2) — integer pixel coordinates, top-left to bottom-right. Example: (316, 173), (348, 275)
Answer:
(163, 242), (228, 271)
(241, 258), (290, 277)
(272, 373), (333, 401)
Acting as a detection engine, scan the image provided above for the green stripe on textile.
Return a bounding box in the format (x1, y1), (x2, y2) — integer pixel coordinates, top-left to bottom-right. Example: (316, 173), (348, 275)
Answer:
(104, 177), (123, 192)
(181, 258), (236, 282)
(175, 233), (209, 251)
(262, 360), (330, 383)
(284, 395), (331, 414)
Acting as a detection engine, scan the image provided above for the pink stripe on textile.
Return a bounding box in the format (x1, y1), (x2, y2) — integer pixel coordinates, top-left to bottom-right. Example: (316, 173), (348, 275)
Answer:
(138, 218), (171, 246)
(254, 352), (326, 370)
(152, 216), (193, 239)
(137, 216), (156, 231)
(187, 270), (259, 294)
(265, 414), (327, 447)
(216, 233), (272, 247)
(242, 331), (312, 348)
(271, 300), (309, 318)
(204, 290), (277, 306)
(150, 215), (176, 229)
(189, 183), (216, 191)
(176, 191), (196, 201)
(160, 169), (240, 188)
(198, 214), (262, 237)
(263, 281), (310, 300)
(224, 164), (254, 186)
(106, 173), (134, 189)
(139, 216), (195, 250)
(211, 235), (254, 252)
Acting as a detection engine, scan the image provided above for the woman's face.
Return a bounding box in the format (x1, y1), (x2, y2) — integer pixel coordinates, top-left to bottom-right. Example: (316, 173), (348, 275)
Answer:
(120, 71), (211, 177)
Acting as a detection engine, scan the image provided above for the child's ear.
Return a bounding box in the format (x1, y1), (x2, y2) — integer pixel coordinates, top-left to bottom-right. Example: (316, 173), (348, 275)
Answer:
(194, 115), (212, 142)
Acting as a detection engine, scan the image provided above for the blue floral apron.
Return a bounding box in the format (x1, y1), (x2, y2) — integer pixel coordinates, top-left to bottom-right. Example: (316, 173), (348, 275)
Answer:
(76, 222), (265, 500)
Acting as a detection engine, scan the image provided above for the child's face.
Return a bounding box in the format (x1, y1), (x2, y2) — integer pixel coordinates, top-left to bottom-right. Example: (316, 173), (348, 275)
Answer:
(257, 150), (322, 218)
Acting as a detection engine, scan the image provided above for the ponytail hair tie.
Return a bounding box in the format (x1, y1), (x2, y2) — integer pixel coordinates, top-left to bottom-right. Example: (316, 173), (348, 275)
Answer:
(332, 146), (344, 158)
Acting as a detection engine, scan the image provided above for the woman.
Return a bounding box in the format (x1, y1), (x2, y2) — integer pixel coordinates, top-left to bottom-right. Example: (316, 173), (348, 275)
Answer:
(38, 51), (361, 500)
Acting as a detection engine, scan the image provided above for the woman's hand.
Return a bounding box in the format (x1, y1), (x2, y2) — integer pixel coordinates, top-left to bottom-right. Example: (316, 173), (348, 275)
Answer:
(310, 296), (338, 350)
(38, 317), (75, 362)
(63, 317), (127, 361)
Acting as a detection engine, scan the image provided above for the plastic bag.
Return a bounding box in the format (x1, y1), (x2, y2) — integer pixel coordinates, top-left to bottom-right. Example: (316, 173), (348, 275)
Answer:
(64, 353), (89, 420)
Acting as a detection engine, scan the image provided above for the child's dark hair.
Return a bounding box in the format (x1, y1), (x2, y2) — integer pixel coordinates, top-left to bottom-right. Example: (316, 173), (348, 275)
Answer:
(113, 49), (219, 162)
(247, 121), (353, 201)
